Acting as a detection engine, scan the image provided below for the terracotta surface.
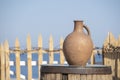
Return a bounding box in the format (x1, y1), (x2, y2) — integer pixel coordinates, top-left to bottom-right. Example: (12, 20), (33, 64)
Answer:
(63, 20), (93, 66)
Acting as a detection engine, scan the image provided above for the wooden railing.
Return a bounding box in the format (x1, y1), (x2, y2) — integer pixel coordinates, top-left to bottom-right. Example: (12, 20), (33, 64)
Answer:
(1, 32), (119, 80)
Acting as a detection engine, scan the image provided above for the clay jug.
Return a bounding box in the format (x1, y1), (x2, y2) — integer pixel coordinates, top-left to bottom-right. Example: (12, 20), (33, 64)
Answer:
(63, 20), (93, 66)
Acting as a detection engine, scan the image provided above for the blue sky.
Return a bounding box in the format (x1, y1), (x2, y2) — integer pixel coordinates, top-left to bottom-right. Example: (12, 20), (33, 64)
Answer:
(0, 0), (120, 48)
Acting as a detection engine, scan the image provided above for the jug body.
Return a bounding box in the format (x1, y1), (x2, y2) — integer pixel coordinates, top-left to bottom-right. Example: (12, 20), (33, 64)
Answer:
(63, 20), (93, 66)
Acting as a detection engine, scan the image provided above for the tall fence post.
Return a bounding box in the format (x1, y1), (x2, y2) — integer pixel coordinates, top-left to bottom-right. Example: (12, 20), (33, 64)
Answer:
(49, 35), (54, 64)
(38, 34), (43, 80)
(60, 37), (65, 64)
(15, 38), (21, 80)
(0, 44), (5, 80)
(4, 40), (10, 80)
(27, 34), (32, 80)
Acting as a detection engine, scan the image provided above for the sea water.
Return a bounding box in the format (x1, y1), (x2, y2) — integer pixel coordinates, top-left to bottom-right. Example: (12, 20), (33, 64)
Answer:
(10, 53), (60, 79)
(10, 53), (102, 79)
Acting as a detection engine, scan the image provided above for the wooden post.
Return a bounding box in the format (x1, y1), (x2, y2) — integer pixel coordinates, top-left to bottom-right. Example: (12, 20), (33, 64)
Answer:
(96, 75), (104, 80)
(90, 45), (96, 65)
(38, 35), (43, 80)
(118, 35), (120, 46)
(90, 50), (95, 65)
(92, 75), (96, 80)
(111, 53), (115, 79)
(104, 33), (115, 78)
(103, 32), (113, 66)
(60, 37), (65, 64)
(55, 74), (62, 80)
(27, 34), (32, 80)
(80, 74), (86, 80)
(86, 75), (92, 80)
(0, 44), (5, 80)
(103, 32), (109, 65)
(103, 53), (107, 66)
(4, 40), (10, 80)
(117, 34), (120, 77)
(49, 35), (54, 64)
(109, 33), (116, 79)
(68, 74), (80, 80)
(15, 38), (21, 80)
(118, 51), (120, 79)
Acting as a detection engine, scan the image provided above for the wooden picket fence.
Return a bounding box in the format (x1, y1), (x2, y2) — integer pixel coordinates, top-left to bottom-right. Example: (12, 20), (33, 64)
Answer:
(103, 32), (120, 80)
(0, 32), (119, 80)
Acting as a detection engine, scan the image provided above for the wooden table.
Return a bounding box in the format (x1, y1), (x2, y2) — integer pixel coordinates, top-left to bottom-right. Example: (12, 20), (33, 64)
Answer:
(40, 65), (112, 80)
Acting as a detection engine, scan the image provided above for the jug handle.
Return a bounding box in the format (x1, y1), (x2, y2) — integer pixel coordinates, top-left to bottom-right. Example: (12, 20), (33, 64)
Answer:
(83, 25), (91, 36)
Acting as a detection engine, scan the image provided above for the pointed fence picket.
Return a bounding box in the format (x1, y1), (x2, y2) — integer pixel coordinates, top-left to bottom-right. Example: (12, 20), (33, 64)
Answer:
(15, 38), (21, 80)
(49, 35), (54, 64)
(0, 44), (5, 80)
(27, 34), (32, 80)
(4, 40), (10, 80)
(38, 35), (43, 80)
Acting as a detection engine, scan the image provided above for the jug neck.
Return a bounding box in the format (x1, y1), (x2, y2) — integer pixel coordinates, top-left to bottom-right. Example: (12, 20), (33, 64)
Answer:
(74, 20), (83, 32)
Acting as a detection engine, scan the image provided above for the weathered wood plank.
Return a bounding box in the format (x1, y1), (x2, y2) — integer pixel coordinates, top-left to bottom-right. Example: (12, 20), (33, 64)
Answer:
(86, 75), (92, 80)
(91, 50), (95, 65)
(102, 74), (106, 80)
(77, 74), (80, 80)
(50, 74), (56, 80)
(55, 74), (62, 80)
(0, 44), (5, 80)
(111, 53), (115, 79)
(44, 73), (55, 80)
(117, 35), (120, 79)
(15, 38), (21, 80)
(96, 75), (102, 80)
(4, 40), (10, 80)
(92, 75), (96, 80)
(38, 35), (43, 80)
(80, 75), (86, 80)
(62, 74), (68, 80)
(105, 74), (112, 80)
(104, 53), (110, 66)
(27, 34), (32, 80)
(104, 53), (108, 65)
(49, 35), (54, 64)
(45, 73), (51, 80)
(68, 74), (80, 80)
(118, 52), (120, 79)
(68, 74), (73, 80)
